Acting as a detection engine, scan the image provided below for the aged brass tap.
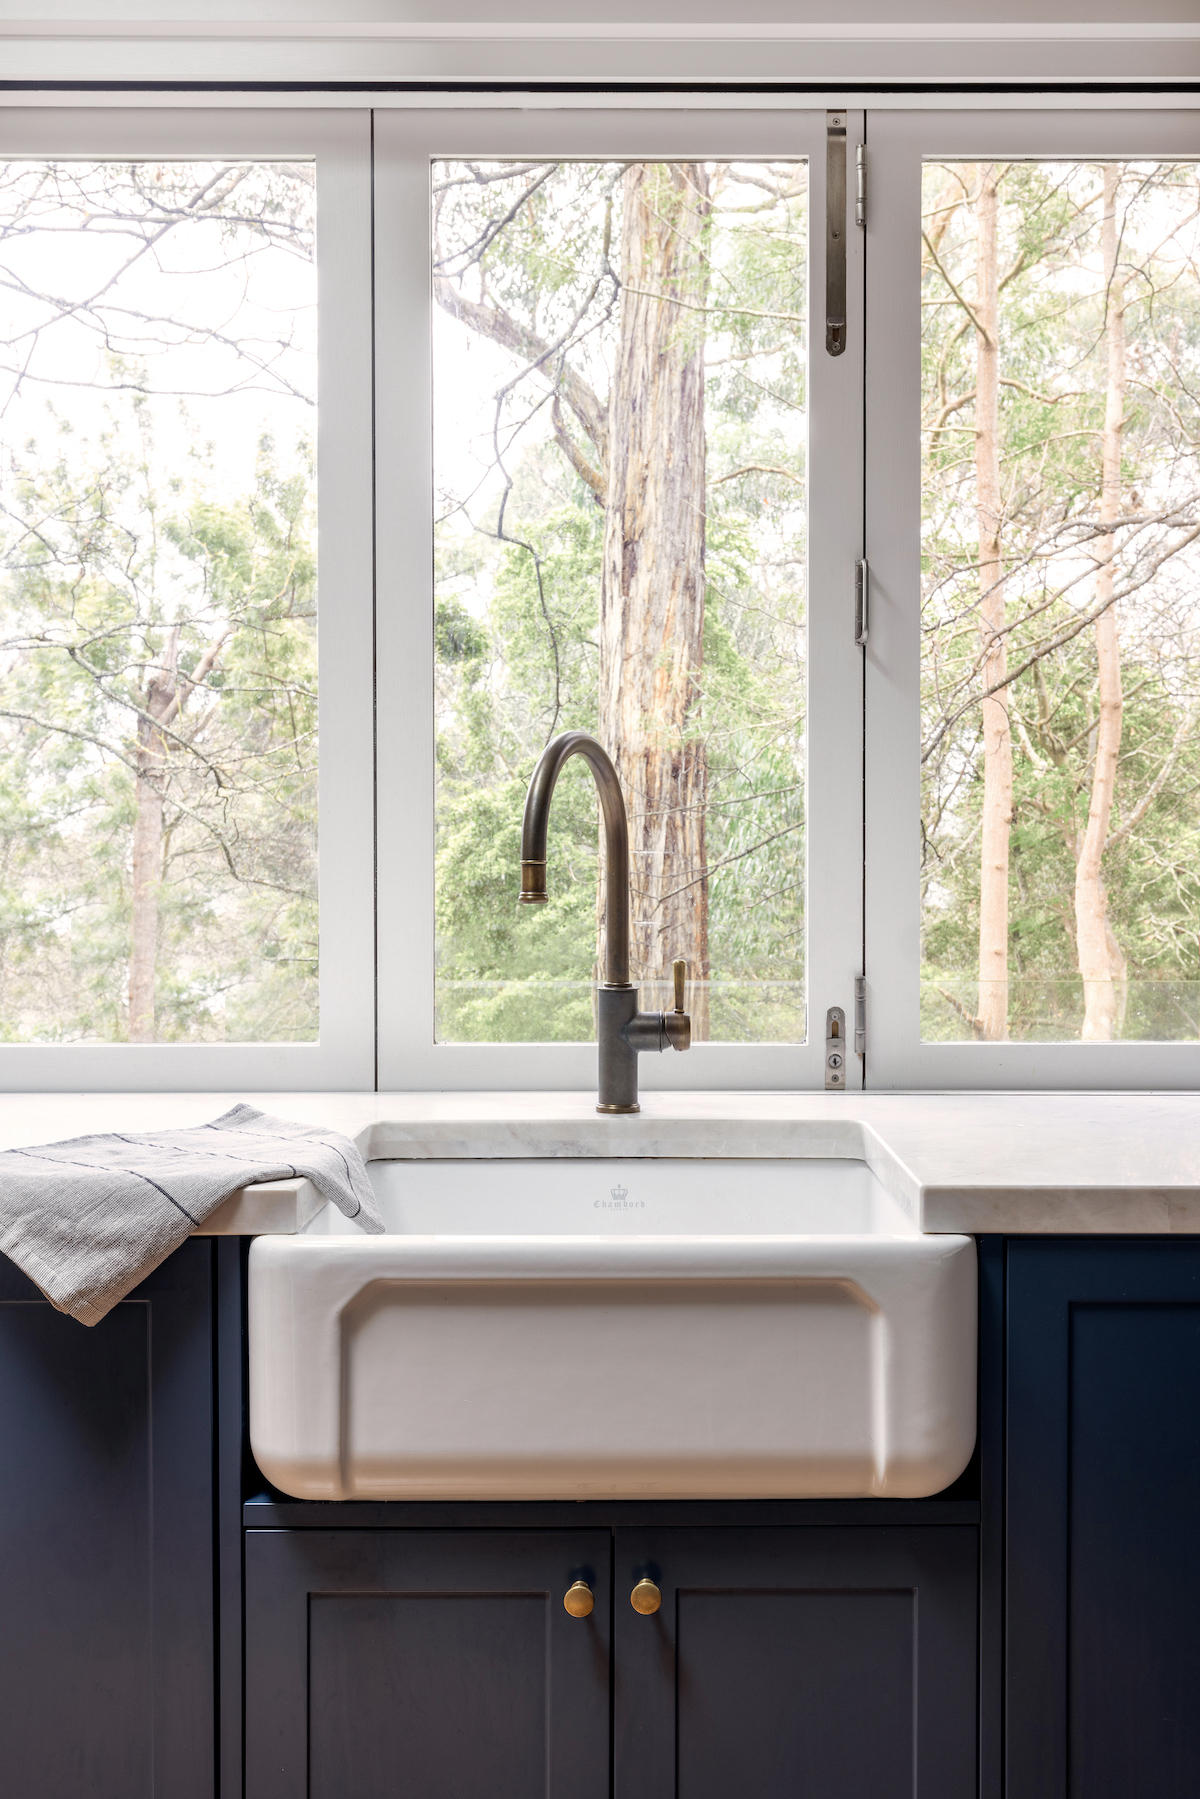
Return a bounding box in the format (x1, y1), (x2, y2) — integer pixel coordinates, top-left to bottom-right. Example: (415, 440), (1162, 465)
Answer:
(518, 730), (691, 1113)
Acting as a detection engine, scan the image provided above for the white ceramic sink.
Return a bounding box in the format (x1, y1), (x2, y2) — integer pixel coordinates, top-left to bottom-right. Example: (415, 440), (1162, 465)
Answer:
(249, 1155), (976, 1501)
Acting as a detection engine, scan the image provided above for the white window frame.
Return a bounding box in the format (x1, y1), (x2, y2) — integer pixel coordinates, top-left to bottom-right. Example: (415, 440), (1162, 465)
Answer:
(0, 108), (376, 1092)
(864, 105), (1200, 1090)
(372, 106), (866, 1093)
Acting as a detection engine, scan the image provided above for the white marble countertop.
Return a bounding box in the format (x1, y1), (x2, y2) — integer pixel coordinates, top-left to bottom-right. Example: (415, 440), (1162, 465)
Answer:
(2, 1088), (1200, 1234)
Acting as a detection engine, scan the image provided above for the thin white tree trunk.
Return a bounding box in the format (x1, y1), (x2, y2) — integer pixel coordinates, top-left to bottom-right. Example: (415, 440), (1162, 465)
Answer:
(975, 165), (1012, 1040)
(599, 163), (711, 1037)
(128, 646), (178, 1042)
(1076, 166), (1126, 1042)
(127, 628), (226, 1042)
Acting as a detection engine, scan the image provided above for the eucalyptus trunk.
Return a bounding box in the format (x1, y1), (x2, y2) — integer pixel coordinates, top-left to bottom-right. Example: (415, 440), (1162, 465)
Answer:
(975, 165), (1012, 1042)
(599, 163), (711, 1037)
(1075, 166), (1126, 1042)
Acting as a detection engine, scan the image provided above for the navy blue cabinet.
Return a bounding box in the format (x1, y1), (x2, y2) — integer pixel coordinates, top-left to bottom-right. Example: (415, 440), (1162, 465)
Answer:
(0, 1237), (216, 1799)
(242, 1519), (978, 1799)
(244, 1529), (612, 1799)
(1006, 1239), (1200, 1799)
(616, 1525), (978, 1799)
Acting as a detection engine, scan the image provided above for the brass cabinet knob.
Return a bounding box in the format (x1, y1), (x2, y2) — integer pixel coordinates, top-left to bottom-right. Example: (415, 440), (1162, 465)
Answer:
(631, 1577), (662, 1615)
(564, 1580), (594, 1618)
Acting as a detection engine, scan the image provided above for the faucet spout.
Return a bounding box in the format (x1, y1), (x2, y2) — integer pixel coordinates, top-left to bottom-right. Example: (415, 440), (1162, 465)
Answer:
(518, 730), (630, 985)
(518, 730), (690, 1112)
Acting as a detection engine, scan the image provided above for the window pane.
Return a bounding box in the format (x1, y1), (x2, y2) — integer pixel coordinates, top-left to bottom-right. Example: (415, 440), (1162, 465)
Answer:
(433, 159), (807, 1044)
(0, 159), (317, 1043)
(921, 160), (1200, 1042)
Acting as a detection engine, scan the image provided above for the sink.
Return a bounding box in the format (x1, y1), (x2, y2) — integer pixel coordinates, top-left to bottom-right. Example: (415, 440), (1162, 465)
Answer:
(249, 1154), (976, 1501)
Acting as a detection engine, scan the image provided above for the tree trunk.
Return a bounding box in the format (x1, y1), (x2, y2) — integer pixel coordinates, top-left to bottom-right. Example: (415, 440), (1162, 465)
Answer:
(127, 627), (225, 1042)
(1075, 166), (1126, 1042)
(599, 163), (711, 1036)
(128, 644), (178, 1043)
(975, 165), (1012, 1041)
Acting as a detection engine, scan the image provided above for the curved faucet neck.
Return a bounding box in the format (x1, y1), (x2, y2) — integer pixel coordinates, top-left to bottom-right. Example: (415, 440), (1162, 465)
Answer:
(519, 731), (631, 986)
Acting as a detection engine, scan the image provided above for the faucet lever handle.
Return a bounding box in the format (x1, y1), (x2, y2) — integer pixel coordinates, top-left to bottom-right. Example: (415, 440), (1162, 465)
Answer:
(663, 960), (691, 1052)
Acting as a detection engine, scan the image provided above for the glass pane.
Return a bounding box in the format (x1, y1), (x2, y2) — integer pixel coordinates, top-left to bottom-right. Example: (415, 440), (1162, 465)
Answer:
(0, 159), (317, 1043)
(433, 159), (807, 1043)
(921, 160), (1200, 1042)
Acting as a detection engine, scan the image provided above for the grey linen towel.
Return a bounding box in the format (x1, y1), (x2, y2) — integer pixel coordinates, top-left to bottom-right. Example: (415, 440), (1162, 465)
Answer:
(0, 1103), (385, 1326)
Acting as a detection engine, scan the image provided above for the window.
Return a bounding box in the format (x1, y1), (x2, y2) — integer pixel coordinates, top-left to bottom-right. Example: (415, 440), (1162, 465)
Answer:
(867, 108), (1200, 1088)
(0, 156), (317, 1046)
(0, 109), (373, 1090)
(432, 156), (808, 1047)
(373, 109), (864, 1092)
(6, 95), (1197, 1095)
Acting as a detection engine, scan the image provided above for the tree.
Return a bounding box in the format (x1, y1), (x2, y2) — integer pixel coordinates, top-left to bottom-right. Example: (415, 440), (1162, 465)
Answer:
(920, 159), (1200, 1043)
(0, 157), (318, 1043)
(974, 164), (1013, 1041)
(432, 159), (808, 1043)
(1074, 165), (1127, 1041)
(128, 621), (226, 1041)
(599, 163), (711, 1034)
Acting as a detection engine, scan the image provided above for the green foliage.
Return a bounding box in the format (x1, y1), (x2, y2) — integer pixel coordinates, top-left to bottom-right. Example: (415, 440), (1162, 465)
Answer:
(0, 421), (318, 1042)
(0, 155), (318, 1044)
(433, 160), (809, 1042)
(921, 161), (1200, 1041)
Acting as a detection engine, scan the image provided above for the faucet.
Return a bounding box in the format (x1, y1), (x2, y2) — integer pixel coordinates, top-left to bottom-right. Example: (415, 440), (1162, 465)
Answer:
(518, 730), (691, 1113)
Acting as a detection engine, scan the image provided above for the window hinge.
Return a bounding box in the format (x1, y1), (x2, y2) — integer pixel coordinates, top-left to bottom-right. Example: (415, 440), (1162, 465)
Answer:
(854, 976), (866, 1058)
(855, 144), (866, 228)
(854, 557), (869, 646)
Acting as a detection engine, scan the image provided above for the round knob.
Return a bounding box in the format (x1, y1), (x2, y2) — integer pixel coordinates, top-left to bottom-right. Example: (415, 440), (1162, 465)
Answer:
(631, 1578), (661, 1615)
(563, 1580), (594, 1618)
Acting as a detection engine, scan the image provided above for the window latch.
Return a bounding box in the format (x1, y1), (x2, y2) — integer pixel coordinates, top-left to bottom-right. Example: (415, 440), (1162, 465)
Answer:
(825, 1006), (846, 1088)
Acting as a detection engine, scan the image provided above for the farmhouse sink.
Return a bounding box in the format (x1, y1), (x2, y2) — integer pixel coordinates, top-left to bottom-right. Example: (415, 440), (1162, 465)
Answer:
(249, 1154), (976, 1501)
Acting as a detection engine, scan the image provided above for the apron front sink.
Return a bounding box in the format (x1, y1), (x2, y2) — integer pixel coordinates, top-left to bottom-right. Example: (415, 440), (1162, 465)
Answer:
(249, 1153), (976, 1501)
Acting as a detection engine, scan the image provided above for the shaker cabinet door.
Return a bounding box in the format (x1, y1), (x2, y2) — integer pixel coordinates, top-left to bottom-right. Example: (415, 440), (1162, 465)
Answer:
(1007, 1239), (1200, 1799)
(0, 1238), (215, 1799)
(245, 1528), (611, 1799)
(614, 1526), (978, 1799)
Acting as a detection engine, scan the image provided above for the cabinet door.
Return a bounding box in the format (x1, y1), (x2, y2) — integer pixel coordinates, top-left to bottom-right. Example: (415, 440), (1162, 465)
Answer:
(245, 1528), (611, 1799)
(615, 1526), (977, 1799)
(1007, 1239), (1200, 1799)
(0, 1237), (215, 1799)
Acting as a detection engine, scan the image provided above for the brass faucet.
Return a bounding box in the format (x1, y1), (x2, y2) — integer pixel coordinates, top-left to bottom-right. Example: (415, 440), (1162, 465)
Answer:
(518, 730), (691, 1113)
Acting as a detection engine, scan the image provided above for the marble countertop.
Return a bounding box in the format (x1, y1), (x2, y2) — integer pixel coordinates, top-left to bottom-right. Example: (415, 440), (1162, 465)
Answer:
(1, 1088), (1200, 1235)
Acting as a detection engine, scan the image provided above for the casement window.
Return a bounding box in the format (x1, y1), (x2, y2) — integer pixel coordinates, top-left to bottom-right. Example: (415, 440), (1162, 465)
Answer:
(374, 109), (863, 1092)
(0, 111), (374, 1090)
(1, 95), (1198, 1093)
(866, 108), (1200, 1089)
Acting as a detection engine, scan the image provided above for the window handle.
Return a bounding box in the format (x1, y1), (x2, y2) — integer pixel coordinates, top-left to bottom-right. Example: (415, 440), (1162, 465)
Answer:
(826, 111), (847, 355)
(855, 558), (870, 647)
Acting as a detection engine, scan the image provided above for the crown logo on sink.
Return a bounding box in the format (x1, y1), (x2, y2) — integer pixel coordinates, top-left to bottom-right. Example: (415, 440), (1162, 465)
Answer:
(611, 1183), (628, 1201)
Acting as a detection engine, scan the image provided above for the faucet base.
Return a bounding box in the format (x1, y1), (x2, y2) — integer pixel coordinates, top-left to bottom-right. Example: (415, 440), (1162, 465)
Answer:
(596, 982), (641, 1112)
